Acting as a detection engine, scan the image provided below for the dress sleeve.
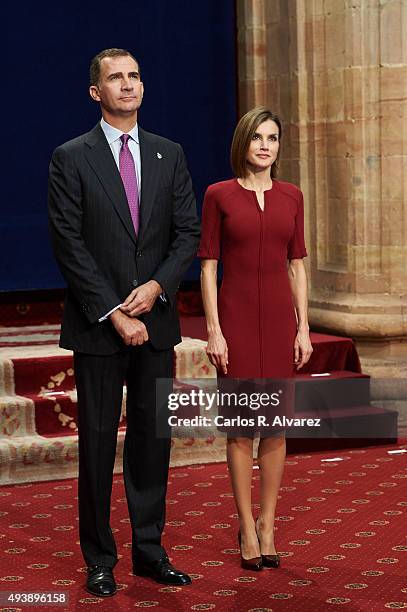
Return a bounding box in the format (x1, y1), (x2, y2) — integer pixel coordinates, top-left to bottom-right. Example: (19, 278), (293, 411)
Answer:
(197, 186), (221, 260)
(287, 189), (308, 260)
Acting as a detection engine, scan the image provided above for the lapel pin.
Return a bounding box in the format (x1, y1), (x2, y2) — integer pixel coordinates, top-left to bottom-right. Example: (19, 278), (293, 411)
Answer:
(157, 152), (162, 159)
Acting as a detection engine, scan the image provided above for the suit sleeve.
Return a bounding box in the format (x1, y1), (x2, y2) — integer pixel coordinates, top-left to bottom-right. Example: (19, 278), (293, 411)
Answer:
(48, 146), (121, 324)
(287, 189), (308, 260)
(151, 144), (200, 305)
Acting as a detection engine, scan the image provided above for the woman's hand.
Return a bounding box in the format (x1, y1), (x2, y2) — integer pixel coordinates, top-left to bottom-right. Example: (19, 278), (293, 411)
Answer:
(206, 331), (229, 374)
(294, 328), (313, 370)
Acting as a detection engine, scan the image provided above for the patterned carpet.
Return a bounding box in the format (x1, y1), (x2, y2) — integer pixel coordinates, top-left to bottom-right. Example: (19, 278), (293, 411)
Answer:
(0, 442), (406, 611)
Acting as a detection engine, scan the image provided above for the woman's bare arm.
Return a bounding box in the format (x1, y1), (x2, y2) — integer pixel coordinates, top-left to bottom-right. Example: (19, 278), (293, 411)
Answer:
(288, 259), (313, 369)
(200, 259), (228, 374)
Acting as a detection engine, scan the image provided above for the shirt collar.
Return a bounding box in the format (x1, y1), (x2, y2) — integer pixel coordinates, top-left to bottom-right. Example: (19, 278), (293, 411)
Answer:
(100, 117), (139, 145)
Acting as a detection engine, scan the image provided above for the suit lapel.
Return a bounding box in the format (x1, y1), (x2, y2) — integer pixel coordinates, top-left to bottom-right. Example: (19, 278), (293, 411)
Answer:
(84, 124), (137, 245)
(138, 127), (159, 246)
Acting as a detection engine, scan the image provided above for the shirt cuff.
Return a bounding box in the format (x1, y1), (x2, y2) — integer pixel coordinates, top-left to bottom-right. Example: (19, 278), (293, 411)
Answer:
(98, 303), (122, 322)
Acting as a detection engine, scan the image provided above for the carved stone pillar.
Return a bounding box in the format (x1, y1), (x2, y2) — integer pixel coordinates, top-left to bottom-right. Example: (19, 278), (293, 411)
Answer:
(236, 0), (407, 377)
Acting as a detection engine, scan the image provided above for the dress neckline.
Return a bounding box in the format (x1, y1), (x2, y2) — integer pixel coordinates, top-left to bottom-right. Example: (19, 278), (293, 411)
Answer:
(235, 178), (277, 213)
(235, 177), (275, 193)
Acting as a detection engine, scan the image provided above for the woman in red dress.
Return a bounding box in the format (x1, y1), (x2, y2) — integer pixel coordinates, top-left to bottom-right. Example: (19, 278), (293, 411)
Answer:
(198, 107), (313, 571)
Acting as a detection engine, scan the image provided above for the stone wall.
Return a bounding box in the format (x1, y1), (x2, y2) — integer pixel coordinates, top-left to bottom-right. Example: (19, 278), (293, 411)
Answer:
(236, 0), (407, 377)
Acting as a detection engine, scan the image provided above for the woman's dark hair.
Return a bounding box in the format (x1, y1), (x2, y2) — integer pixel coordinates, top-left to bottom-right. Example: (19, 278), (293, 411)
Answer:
(231, 107), (282, 178)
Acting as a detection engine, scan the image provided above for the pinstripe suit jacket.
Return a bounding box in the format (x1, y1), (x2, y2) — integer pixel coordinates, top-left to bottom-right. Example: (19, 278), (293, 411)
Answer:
(48, 123), (200, 355)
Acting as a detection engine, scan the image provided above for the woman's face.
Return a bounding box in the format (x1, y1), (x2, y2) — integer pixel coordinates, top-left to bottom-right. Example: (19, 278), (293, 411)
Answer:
(246, 119), (280, 172)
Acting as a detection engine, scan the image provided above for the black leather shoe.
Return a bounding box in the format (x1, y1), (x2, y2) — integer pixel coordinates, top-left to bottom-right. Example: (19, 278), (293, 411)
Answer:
(133, 556), (192, 585)
(255, 517), (280, 569)
(86, 565), (117, 597)
(237, 530), (263, 571)
(261, 553), (281, 568)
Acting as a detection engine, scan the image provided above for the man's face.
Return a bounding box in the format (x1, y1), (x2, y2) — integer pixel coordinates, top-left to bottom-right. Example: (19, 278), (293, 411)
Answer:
(89, 55), (144, 116)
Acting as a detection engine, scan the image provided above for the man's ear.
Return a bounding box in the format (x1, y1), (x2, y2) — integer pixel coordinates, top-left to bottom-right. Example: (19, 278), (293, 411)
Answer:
(89, 85), (101, 102)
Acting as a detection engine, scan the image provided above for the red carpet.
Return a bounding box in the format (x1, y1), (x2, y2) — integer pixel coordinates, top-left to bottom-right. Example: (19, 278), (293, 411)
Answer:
(0, 442), (406, 611)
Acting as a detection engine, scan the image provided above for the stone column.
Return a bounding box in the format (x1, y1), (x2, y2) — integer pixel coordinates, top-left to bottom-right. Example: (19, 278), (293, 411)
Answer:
(236, 0), (407, 378)
(236, 0), (303, 184)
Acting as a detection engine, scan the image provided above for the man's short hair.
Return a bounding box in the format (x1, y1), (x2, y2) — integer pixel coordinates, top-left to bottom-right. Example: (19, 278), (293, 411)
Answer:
(89, 48), (140, 86)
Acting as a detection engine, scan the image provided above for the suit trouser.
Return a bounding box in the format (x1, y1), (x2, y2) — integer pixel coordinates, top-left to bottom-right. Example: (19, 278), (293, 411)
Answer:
(74, 342), (173, 568)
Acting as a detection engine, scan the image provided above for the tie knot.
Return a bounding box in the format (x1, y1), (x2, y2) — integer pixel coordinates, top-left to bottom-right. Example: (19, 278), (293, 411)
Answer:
(120, 133), (130, 146)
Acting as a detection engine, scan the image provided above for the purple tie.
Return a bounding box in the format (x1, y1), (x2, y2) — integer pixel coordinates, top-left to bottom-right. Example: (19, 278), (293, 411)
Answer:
(119, 134), (140, 234)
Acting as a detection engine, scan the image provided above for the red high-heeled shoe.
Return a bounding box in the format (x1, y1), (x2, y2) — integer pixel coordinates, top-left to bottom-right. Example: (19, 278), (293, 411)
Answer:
(255, 517), (280, 569)
(237, 530), (263, 571)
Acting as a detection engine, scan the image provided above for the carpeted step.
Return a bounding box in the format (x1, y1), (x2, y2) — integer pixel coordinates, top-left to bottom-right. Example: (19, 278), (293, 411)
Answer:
(286, 435), (401, 453)
(12, 354), (75, 397)
(4, 337), (214, 400)
(0, 429), (226, 485)
(294, 370), (371, 413)
(0, 323), (61, 347)
(286, 404), (398, 440)
(17, 392), (127, 437)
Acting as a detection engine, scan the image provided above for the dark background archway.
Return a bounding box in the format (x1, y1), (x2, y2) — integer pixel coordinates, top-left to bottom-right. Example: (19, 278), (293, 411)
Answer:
(1, 0), (237, 290)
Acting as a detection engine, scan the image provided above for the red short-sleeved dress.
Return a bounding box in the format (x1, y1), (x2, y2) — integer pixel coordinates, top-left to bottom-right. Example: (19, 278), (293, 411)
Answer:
(198, 178), (307, 379)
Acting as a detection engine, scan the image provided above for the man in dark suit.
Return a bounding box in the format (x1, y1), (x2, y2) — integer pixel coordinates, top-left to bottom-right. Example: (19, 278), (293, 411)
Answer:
(48, 48), (200, 597)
